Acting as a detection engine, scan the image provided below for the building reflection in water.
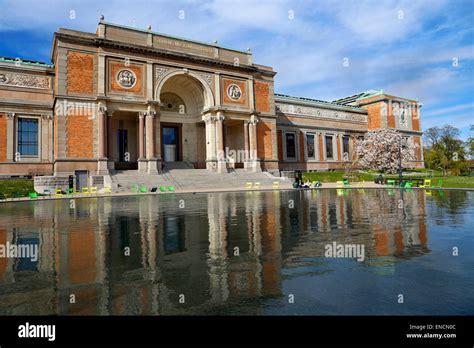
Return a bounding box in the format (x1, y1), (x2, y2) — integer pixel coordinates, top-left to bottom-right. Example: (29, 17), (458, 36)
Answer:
(0, 189), (445, 315)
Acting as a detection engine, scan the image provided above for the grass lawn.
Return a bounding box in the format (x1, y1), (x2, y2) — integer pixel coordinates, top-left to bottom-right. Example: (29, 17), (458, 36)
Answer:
(302, 171), (474, 189)
(302, 171), (375, 183)
(0, 179), (34, 198)
(430, 176), (474, 189)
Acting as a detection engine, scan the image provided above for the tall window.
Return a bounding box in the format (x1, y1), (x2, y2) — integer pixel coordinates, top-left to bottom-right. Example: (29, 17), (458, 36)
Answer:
(306, 133), (315, 159)
(325, 135), (333, 159)
(285, 132), (296, 158)
(17, 118), (38, 156)
(343, 135), (350, 160)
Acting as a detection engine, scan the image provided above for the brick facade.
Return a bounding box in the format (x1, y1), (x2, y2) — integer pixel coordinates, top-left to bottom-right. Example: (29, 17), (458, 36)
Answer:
(257, 121), (274, 160)
(67, 51), (94, 94)
(367, 104), (382, 129)
(255, 80), (270, 113)
(67, 114), (94, 158)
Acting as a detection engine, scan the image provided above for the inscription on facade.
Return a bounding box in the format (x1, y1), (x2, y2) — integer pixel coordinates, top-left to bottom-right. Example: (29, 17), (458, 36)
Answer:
(155, 37), (214, 57)
(277, 103), (367, 122)
(0, 71), (50, 89)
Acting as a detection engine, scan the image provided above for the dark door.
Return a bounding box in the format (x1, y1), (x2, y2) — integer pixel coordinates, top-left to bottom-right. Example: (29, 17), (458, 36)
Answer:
(75, 170), (88, 191)
(163, 126), (178, 162)
(117, 129), (128, 162)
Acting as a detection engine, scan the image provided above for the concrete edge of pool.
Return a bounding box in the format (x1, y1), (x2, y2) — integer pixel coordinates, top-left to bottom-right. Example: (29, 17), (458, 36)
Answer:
(1, 185), (473, 204)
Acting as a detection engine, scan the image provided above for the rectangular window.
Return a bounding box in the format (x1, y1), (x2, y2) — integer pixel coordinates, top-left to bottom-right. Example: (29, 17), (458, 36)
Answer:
(285, 132), (296, 158)
(343, 135), (350, 159)
(17, 118), (38, 156)
(325, 135), (333, 159)
(306, 133), (315, 159)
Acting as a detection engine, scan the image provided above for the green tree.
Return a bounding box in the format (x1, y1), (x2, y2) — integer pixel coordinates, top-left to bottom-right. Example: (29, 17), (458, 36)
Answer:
(468, 124), (474, 159)
(423, 125), (467, 175)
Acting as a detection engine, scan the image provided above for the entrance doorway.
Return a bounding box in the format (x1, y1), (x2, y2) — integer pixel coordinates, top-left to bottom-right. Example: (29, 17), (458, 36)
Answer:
(75, 170), (88, 191)
(115, 128), (137, 170)
(117, 129), (128, 162)
(161, 124), (182, 162)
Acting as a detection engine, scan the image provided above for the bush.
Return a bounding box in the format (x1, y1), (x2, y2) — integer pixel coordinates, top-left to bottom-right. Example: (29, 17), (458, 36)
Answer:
(450, 161), (470, 176)
(0, 179), (34, 198)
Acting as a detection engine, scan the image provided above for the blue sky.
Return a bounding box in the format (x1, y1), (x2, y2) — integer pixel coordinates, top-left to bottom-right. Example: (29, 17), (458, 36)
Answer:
(0, 0), (473, 139)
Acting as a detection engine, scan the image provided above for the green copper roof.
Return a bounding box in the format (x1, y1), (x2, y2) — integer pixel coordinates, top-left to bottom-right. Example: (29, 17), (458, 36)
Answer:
(332, 90), (382, 105)
(101, 21), (250, 55)
(0, 56), (54, 68)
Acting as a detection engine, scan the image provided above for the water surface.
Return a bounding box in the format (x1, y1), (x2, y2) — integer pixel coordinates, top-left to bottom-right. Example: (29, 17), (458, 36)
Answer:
(0, 189), (472, 315)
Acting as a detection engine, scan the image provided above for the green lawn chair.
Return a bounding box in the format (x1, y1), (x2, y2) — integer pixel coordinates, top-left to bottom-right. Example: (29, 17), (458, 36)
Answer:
(28, 192), (38, 199)
(139, 186), (147, 193)
(159, 186), (168, 193)
(342, 179), (350, 187)
(12, 191), (21, 199)
(386, 179), (395, 187)
(404, 182), (413, 188)
(131, 185), (139, 193)
(67, 188), (75, 196)
(43, 189), (51, 196)
(168, 186), (175, 192)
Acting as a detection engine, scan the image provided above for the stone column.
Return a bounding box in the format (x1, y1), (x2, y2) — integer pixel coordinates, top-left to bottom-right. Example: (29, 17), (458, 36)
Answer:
(146, 106), (158, 175)
(138, 112), (146, 172)
(247, 115), (260, 172)
(107, 113), (113, 160)
(6, 113), (14, 161)
(243, 121), (249, 166)
(97, 103), (109, 175)
(154, 108), (162, 172)
(202, 113), (217, 172)
(215, 111), (227, 173)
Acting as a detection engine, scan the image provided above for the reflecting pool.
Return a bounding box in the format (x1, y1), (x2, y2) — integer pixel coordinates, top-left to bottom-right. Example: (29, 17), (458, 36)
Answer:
(0, 189), (472, 315)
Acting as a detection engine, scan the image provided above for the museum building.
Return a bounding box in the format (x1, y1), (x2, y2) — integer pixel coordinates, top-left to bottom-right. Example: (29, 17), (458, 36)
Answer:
(0, 19), (424, 180)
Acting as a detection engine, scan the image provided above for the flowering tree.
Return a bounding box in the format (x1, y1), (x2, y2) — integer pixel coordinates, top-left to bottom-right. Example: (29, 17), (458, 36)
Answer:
(354, 128), (418, 174)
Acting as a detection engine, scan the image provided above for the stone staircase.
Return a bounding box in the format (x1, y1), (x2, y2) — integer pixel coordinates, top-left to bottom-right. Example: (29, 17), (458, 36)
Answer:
(110, 167), (291, 193)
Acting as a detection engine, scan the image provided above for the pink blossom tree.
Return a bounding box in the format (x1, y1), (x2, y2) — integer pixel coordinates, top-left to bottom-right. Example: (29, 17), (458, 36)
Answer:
(354, 128), (418, 174)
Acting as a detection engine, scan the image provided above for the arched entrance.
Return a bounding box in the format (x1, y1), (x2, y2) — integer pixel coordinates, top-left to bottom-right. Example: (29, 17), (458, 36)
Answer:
(157, 72), (213, 168)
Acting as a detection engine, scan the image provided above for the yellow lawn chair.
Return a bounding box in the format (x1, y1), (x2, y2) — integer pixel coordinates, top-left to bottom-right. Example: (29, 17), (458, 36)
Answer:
(104, 186), (112, 194)
(55, 188), (63, 197)
(90, 187), (98, 195)
(336, 181), (344, 188)
(254, 182), (261, 189)
(245, 182), (253, 189)
(272, 181), (280, 189)
(82, 187), (90, 195)
(419, 179), (431, 188)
